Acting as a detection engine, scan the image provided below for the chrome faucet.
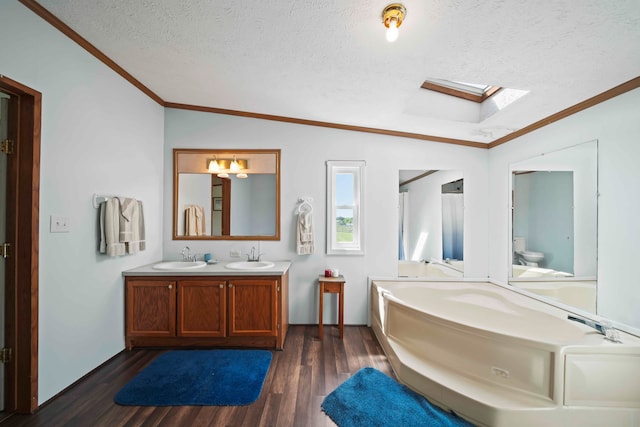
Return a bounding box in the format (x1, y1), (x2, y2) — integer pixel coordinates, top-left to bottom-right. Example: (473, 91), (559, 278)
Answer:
(568, 315), (622, 343)
(246, 246), (263, 262)
(181, 246), (197, 262)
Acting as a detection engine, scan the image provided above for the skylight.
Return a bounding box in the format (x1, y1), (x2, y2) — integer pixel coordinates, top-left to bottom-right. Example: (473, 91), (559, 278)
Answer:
(421, 79), (501, 103)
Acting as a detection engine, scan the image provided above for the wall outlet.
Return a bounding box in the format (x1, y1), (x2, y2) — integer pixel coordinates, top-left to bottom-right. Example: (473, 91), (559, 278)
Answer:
(230, 249), (242, 258)
(50, 215), (70, 233)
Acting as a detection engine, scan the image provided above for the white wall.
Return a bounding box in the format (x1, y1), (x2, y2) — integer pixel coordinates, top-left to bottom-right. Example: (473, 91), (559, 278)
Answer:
(0, 3), (164, 403)
(164, 108), (490, 325)
(489, 87), (640, 331)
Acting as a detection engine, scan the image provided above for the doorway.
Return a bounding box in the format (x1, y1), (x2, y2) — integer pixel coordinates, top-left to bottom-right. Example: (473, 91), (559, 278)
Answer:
(0, 75), (40, 414)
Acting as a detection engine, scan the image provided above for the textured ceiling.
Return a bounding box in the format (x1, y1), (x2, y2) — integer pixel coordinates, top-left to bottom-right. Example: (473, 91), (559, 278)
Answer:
(34, 0), (640, 144)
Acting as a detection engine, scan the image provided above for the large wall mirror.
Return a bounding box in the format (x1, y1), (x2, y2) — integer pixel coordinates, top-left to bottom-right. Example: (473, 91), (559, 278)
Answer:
(173, 149), (280, 240)
(398, 170), (464, 278)
(509, 140), (597, 313)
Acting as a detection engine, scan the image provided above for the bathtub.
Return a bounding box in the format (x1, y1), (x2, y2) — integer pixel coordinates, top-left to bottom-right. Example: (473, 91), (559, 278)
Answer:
(370, 280), (640, 427)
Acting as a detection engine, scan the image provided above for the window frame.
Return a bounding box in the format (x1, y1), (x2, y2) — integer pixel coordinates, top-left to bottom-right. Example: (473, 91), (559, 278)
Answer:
(421, 78), (501, 103)
(326, 160), (365, 255)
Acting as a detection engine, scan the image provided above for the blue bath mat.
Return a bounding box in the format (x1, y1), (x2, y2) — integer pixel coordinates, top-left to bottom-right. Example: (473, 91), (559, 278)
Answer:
(114, 349), (272, 406)
(322, 367), (475, 426)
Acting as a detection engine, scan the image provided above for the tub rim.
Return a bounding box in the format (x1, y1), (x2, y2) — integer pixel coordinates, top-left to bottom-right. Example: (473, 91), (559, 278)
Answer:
(367, 276), (640, 339)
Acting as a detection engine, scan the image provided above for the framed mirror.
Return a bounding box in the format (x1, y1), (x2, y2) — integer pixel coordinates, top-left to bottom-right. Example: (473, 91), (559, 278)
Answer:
(398, 170), (464, 278)
(509, 140), (597, 312)
(173, 149), (280, 240)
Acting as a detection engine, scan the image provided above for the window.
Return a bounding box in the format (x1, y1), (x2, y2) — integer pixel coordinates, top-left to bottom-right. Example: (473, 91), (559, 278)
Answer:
(326, 160), (365, 255)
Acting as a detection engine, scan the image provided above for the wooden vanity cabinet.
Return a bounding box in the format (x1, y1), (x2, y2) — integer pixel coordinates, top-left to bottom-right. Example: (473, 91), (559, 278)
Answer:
(125, 272), (288, 350)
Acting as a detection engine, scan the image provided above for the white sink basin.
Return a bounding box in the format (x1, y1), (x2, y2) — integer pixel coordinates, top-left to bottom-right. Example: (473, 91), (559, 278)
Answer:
(153, 261), (207, 270)
(225, 261), (275, 270)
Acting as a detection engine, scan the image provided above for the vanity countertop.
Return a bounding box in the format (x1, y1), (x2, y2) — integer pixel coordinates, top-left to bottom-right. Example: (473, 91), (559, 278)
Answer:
(123, 261), (291, 277)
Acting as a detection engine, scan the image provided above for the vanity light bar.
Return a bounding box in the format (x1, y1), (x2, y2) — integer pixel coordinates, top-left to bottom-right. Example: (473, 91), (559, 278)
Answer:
(206, 158), (248, 171)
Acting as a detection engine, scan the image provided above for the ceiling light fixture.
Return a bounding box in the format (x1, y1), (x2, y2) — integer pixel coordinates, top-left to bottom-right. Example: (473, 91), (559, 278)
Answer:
(382, 3), (406, 43)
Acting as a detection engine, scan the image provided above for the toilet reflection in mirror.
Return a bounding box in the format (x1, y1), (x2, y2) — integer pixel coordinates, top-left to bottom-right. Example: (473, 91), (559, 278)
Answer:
(512, 170), (574, 273)
(398, 170), (464, 278)
(513, 236), (545, 267)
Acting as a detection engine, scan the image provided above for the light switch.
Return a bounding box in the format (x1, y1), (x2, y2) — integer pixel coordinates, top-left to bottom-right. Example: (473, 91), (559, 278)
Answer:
(50, 215), (70, 233)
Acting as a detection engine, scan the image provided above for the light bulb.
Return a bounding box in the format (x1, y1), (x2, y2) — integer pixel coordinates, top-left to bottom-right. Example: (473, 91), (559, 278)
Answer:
(208, 159), (220, 173)
(237, 173), (248, 179)
(386, 18), (399, 42)
(217, 173), (229, 178)
(230, 156), (240, 172)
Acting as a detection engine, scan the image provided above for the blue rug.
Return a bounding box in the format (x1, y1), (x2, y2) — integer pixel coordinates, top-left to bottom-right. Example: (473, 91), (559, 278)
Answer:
(322, 367), (475, 427)
(114, 349), (272, 406)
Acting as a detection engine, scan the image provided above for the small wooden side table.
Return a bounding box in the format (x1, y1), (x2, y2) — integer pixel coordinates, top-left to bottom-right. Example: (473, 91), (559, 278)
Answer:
(318, 275), (346, 339)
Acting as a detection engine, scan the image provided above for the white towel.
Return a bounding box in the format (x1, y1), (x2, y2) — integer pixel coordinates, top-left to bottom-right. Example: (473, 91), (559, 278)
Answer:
(119, 198), (137, 243)
(137, 200), (146, 251)
(185, 205), (205, 236)
(119, 198), (146, 254)
(99, 197), (125, 256)
(296, 210), (314, 255)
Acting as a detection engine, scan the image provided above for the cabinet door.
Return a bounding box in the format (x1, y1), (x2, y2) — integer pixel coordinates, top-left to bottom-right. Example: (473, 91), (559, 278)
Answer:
(177, 280), (226, 337)
(228, 278), (278, 336)
(126, 279), (176, 337)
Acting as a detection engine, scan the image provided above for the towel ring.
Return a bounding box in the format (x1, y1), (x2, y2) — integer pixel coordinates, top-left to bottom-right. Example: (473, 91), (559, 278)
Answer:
(296, 197), (313, 214)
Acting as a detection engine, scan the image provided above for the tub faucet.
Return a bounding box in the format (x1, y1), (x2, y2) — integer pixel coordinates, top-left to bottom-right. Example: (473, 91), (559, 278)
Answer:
(181, 246), (197, 262)
(568, 315), (622, 343)
(246, 246), (263, 262)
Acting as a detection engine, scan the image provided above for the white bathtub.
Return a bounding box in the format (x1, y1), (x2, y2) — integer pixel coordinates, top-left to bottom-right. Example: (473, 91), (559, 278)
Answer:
(370, 280), (640, 427)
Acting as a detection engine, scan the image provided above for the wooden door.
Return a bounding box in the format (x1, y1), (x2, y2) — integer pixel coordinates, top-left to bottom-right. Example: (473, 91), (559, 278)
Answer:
(126, 279), (176, 337)
(0, 76), (40, 413)
(177, 280), (226, 337)
(211, 176), (231, 236)
(228, 278), (278, 336)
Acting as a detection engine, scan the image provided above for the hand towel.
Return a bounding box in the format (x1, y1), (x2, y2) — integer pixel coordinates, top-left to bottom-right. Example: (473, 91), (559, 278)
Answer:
(99, 197), (125, 256)
(297, 210), (314, 255)
(119, 198), (146, 254)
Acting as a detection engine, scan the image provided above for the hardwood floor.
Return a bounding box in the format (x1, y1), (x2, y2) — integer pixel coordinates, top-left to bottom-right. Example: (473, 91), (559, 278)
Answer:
(1, 326), (394, 427)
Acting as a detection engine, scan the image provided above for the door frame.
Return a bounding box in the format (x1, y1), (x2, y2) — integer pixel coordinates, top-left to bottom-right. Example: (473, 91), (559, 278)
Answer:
(0, 75), (40, 413)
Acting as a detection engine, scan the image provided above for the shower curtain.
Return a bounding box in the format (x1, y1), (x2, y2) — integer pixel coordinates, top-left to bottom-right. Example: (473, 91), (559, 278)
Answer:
(398, 192), (409, 260)
(442, 193), (463, 260)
